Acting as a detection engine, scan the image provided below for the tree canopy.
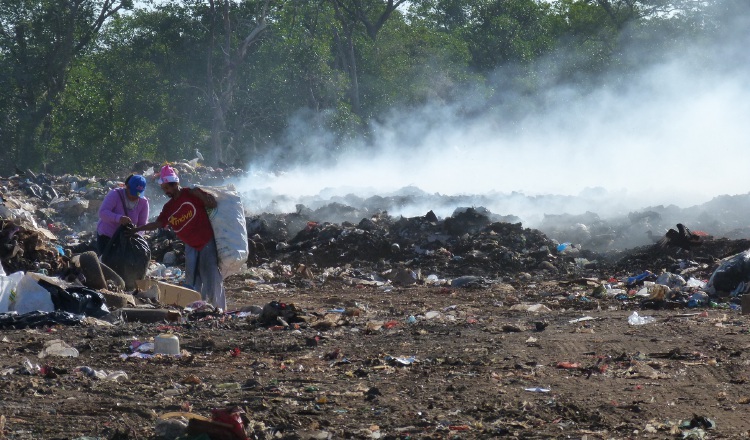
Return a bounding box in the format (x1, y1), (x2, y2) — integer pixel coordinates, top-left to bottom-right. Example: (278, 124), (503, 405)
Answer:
(0, 0), (736, 176)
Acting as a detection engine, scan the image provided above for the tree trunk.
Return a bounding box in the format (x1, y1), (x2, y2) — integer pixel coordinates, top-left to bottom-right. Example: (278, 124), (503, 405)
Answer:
(345, 29), (360, 115)
(330, 0), (408, 115)
(210, 96), (226, 165)
(332, 9), (361, 115)
(205, 0), (269, 167)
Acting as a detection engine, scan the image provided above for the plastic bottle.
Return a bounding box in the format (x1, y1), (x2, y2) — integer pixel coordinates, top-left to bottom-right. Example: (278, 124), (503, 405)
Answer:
(149, 263), (166, 277)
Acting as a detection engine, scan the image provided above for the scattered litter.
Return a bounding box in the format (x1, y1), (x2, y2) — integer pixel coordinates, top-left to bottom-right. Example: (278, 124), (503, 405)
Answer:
(385, 356), (416, 366)
(524, 387), (551, 393)
(628, 311), (656, 325)
(569, 316), (596, 324)
(38, 339), (78, 358)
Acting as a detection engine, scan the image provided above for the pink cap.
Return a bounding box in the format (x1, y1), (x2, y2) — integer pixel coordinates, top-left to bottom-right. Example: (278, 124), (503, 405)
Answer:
(157, 165), (180, 184)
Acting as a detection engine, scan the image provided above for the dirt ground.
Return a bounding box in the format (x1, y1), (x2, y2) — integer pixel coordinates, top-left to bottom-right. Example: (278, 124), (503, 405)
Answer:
(1, 270), (749, 440)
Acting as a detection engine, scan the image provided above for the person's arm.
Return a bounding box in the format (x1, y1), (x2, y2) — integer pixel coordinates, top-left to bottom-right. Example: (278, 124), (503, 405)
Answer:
(131, 220), (161, 234)
(99, 189), (129, 225)
(190, 187), (217, 209)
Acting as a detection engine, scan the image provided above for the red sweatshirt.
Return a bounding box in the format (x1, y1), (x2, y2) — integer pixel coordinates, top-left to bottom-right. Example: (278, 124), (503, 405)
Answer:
(157, 188), (214, 250)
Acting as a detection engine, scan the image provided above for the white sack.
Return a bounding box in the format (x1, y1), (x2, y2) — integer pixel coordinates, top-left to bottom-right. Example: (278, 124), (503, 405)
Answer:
(206, 185), (248, 279)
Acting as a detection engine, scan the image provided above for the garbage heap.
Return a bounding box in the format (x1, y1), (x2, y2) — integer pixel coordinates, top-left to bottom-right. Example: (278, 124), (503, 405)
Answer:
(6, 164), (750, 317)
(0, 162), (243, 250)
(247, 207), (571, 281)
(0, 163), (243, 327)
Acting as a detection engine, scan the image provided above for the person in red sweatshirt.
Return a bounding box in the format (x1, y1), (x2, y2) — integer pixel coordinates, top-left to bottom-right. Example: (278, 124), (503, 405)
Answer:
(131, 164), (226, 309)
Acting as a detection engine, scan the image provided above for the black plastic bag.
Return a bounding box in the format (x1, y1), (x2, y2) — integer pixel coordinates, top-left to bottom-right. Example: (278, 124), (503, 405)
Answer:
(101, 224), (151, 290)
(707, 249), (750, 294)
(0, 310), (84, 329)
(37, 280), (110, 318)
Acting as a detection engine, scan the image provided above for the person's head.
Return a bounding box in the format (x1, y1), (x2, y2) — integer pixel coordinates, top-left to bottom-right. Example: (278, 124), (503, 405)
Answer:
(157, 165), (180, 198)
(125, 174), (147, 200)
(161, 181), (180, 198)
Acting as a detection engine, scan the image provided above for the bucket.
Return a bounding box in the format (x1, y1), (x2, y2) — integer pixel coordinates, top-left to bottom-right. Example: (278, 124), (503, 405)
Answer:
(154, 333), (180, 355)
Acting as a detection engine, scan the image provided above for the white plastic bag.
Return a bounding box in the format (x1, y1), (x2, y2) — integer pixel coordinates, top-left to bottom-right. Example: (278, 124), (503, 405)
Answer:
(206, 185), (248, 279)
(627, 311), (656, 325)
(0, 271), (25, 313)
(13, 273), (55, 314)
(38, 339), (79, 358)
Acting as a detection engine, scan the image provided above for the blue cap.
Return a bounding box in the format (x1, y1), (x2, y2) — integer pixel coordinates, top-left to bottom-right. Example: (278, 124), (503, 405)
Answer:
(127, 175), (147, 198)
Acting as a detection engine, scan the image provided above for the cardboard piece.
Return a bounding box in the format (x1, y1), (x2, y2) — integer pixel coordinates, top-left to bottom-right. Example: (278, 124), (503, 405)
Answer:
(136, 279), (202, 307)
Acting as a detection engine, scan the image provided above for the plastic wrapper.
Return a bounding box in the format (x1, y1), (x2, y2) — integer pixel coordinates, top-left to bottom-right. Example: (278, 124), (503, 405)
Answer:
(0, 310), (84, 329)
(37, 280), (110, 319)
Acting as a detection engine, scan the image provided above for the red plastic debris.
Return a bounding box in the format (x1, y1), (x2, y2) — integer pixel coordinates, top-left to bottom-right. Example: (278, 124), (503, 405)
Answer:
(210, 406), (248, 440)
(449, 425), (471, 431)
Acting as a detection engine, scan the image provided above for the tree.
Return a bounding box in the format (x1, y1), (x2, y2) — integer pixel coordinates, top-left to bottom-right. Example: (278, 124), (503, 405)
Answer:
(545, 0), (710, 84)
(463, 0), (558, 72)
(203, 0), (271, 166)
(225, 0), (360, 164)
(356, 11), (474, 116)
(328, 0), (408, 115)
(0, 0), (132, 175)
(408, 0), (471, 33)
(582, 0), (706, 29)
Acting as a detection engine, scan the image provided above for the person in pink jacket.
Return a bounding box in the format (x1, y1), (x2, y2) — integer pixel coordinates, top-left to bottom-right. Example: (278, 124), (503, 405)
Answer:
(96, 174), (150, 254)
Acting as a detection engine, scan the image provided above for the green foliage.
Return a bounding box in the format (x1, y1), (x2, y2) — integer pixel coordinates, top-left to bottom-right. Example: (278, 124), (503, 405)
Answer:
(0, 0), (732, 176)
(463, 0), (559, 71)
(357, 14), (473, 118)
(0, 0), (132, 175)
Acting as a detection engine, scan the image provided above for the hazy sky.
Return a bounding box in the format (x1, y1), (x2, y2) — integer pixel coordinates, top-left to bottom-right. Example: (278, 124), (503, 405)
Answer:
(236, 4), (750, 221)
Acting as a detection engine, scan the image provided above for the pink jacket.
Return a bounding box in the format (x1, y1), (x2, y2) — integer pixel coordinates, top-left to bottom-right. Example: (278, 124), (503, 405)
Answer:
(96, 187), (150, 237)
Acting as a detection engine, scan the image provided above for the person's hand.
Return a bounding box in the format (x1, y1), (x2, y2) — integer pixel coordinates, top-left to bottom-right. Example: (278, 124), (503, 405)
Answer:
(124, 226), (139, 236)
(119, 216), (133, 225)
